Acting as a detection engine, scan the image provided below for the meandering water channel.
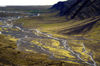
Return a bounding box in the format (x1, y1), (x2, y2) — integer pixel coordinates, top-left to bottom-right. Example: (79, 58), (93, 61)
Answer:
(0, 17), (97, 66)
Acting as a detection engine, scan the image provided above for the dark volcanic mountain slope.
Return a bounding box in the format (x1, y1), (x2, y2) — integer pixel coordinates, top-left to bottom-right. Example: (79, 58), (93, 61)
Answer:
(51, 0), (100, 19)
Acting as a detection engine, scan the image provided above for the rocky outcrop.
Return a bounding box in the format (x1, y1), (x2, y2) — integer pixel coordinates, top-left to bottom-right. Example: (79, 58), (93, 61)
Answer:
(51, 0), (100, 19)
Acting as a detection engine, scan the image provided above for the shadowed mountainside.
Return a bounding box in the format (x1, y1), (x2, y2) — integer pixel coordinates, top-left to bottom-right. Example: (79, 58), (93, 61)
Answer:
(50, 0), (100, 35)
(51, 0), (100, 19)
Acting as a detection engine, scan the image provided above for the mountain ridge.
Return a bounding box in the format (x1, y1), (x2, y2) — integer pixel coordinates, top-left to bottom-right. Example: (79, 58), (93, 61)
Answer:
(51, 0), (100, 19)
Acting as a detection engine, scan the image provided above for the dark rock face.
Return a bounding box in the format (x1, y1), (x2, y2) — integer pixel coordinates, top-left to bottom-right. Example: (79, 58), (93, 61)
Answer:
(51, 0), (100, 19)
(51, 0), (78, 11)
(50, 1), (65, 10)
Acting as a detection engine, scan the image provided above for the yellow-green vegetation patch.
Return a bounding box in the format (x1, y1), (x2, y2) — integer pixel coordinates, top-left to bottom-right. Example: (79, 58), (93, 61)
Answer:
(5, 35), (18, 42)
(10, 28), (20, 31)
(3, 27), (7, 30)
(51, 39), (60, 47)
(72, 46), (90, 61)
(0, 27), (2, 31)
(83, 40), (100, 64)
(0, 22), (3, 25)
(31, 38), (61, 48)
(31, 38), (75, 59)
(0, 34), (85, 66)
(67, 39), (95, 61)
(25, 49), (33, 52)
(42, 45), (75, 58)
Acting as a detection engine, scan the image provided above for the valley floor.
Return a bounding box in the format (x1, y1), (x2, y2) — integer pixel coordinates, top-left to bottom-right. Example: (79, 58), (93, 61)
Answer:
(0, 13), (100, 66)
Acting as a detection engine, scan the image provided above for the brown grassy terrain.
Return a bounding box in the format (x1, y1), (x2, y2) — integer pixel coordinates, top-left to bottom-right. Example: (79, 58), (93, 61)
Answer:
(15, 13), (100, 65)
(0, 34), (86, 66)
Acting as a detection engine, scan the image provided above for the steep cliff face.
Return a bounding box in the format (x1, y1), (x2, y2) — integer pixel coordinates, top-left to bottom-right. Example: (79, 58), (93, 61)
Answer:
(51, 0), (100, 19)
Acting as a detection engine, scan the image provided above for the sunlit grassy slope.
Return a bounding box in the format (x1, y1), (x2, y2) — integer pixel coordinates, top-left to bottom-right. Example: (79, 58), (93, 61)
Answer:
(15, 13), (100, 65)
(16, 13), (100, 40)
